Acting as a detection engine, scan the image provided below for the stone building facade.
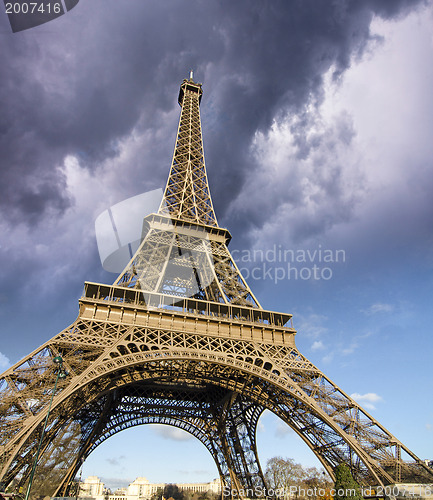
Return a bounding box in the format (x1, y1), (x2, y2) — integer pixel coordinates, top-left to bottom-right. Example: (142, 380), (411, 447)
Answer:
(79, 476), (221, 500)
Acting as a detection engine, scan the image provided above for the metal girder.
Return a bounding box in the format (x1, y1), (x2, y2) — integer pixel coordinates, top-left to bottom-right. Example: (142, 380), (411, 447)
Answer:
(212, 392), (266, 494)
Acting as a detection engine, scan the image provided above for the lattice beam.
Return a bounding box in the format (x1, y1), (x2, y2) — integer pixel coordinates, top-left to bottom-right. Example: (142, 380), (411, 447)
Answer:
(159, 77), (217, 226)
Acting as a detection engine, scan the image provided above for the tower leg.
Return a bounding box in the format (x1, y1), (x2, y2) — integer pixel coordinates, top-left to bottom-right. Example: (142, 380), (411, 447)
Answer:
(212, 392), (267, 498)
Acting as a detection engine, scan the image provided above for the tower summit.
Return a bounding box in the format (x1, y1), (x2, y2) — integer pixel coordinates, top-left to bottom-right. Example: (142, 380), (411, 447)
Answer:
(1, 77), (432, 497)
(161, 75), (214, 225)
(115, 76), (260, 306)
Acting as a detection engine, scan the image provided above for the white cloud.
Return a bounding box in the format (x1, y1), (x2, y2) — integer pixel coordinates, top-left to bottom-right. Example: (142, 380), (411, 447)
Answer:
(341, 342), (358, 355)
(235, 6), (433, 278)
(152, 424), (193, 441)
(364, 303), (394, 314)
(100, 477), (131, 490)
(275, 421), (294, 438)
(106, 455), (126, 467)
(311, 340), (324, 351)
(322, 353), (334, 364)
(0, 352), (10, 371)
(233, 106), (364, 247)
(350, 392), (383, 410)
(295, 313), (329, 339)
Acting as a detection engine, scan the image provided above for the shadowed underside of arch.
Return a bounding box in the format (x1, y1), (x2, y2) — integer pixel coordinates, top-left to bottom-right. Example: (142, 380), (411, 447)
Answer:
(57, 383), (266, 495)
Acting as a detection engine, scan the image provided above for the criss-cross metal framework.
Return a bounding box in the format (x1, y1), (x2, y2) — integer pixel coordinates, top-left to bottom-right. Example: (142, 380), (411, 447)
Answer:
(0, 77), (432, 497)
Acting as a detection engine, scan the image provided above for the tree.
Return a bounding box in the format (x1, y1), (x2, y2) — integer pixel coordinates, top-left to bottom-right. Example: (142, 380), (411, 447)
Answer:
(150, 487), (164, 500)
(265, 456), (311, 498)
(265, 456), (333, 499)
(333, 464), (363, 500)
(301, 466), (332, 500)
(265, 456), (306, 492)
(184, 490), (220, 500)
(163, 484), (184, 500)
(67, 478), (81, 498)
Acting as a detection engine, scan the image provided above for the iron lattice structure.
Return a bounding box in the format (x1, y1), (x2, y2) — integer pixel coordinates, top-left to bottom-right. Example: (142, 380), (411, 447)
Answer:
(1, 77), (432, 497)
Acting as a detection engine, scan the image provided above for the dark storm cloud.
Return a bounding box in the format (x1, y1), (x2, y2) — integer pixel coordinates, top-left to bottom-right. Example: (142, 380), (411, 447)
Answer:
(0, 0), (427, 228)
(0, 37), (72, 222)
(230, 110), (362, 245)
(201, 0), (428, 227)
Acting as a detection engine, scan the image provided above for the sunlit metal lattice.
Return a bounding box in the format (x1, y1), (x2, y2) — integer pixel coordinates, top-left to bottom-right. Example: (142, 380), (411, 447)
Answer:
(1, 76), (432, 497)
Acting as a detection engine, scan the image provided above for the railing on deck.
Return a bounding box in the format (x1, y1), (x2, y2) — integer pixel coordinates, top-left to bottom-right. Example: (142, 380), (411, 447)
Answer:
(82, 282), (294, 329)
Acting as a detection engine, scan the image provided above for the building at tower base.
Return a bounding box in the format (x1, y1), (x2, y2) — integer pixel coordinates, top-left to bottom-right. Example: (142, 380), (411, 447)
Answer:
(75, 476), (221, 500)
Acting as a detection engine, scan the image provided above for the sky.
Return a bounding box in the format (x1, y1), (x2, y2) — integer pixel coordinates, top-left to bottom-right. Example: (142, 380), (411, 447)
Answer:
(1, 0), (433, 491)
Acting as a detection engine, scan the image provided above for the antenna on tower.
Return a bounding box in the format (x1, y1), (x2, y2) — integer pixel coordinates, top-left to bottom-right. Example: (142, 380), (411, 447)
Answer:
(189, 70), (194, 81)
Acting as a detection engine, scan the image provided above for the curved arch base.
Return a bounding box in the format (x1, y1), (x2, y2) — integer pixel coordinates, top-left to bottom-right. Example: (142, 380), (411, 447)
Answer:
(1, 294), (432, 496)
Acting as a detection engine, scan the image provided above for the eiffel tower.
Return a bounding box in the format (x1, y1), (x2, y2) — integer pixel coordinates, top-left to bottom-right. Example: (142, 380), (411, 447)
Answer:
(1, 75), (432, 497)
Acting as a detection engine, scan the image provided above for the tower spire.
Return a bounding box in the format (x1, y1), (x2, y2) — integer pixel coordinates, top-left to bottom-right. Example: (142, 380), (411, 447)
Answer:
(158, 77), (218, 227)
(115, 78), (260, 307)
